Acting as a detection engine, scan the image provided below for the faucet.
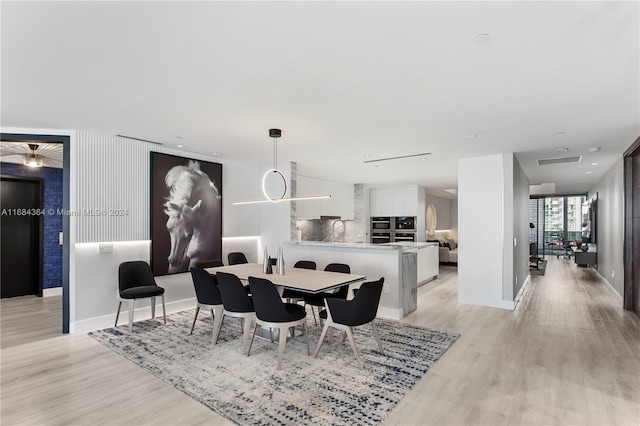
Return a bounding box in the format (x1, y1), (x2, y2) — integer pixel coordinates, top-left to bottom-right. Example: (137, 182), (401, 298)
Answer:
(331, 219), (346, 243)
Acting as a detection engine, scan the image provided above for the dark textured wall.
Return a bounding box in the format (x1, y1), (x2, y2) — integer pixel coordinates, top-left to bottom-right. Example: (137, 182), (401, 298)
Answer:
(1, 162), (63, 289)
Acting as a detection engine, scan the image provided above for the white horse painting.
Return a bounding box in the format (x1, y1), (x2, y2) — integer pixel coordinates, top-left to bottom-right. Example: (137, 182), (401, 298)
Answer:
(163, 160), (221, 273)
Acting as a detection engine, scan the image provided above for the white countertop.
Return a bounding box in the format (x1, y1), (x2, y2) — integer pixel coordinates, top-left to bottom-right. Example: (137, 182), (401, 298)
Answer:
(285, 241), (437, 250)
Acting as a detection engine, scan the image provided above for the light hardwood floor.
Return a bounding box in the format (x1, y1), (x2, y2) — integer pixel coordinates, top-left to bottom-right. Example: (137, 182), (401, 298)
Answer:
(1, 257), (639, 425)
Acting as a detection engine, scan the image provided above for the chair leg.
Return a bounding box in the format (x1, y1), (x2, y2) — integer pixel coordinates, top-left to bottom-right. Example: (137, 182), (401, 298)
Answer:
(311, 305), (318, 326)
(247, 323), (260, 356)
(277, 325), (288, 370)
(151, 296), (156, 320)
(212, 309), (224, 344)
(242, 315), (252, 354)
(344, 326), (364, 369)
(114, 301), (122, 327)
(371, 320), (384, 354)
(128, 300), (135, 332)
(190, 306), (200, 335)
(303, 322), (310, 356)
(313, 322), (331, 358)
(161, 295), (167, 324)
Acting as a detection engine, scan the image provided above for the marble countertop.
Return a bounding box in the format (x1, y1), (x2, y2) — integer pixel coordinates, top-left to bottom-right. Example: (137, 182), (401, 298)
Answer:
(286, 241), (438, 250)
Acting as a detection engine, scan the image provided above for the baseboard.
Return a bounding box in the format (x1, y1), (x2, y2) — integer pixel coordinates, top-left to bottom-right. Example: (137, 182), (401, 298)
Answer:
(593, 267), (623, 307)
(376, 306), (403, 321)
(43, 287), (62, 297)
(512, 275), (531, 310)
(70, 297), (196, 334)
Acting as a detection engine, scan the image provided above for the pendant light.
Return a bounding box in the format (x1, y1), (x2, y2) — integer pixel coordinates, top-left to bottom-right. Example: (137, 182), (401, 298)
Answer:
(233, 129), (331, 205)
(22, 143), (44, 168)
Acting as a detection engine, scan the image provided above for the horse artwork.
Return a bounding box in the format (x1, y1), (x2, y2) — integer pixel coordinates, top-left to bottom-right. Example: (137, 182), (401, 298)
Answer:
(150, 153), (222, 275)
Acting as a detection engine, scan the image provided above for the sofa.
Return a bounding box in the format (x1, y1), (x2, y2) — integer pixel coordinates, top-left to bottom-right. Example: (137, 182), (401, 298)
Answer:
(430, 238), (458, 264)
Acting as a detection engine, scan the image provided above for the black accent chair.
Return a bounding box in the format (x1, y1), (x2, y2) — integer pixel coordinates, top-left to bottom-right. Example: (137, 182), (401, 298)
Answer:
(189, 267), (224, 343)
(194, 259), (224, 269)
(282, 260), (317, 302)
(228, 252), (249, 265)
(303, 263), (351, 325)
(216, 271), (255, 353)
(248, 276), (310, 370)
(313, 277), (385, 369)
(115, 261), (166, 332)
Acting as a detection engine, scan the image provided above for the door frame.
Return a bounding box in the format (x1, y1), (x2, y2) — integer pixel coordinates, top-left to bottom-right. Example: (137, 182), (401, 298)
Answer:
(1, 132), (70, 332)
(0, 174), (44, 297)
(623, 136), (640, 312)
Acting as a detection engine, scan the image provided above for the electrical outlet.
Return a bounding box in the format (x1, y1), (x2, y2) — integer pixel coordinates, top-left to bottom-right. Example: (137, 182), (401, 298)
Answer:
(58, 232), (63, 246)
(98, 243), (113, 253)
(611, 270), (615, 278)
(514, 238), (517, 246)
(383, 284), (390, 294)
(515, 276), (518, 285)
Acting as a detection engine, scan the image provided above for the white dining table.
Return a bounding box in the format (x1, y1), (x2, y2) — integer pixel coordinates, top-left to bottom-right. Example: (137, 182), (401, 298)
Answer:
(206, 263), (366, 294)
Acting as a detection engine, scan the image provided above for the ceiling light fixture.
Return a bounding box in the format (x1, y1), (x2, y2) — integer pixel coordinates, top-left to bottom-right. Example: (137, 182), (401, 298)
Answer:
(232, 129), (331, 205)
(588, 147), (601, 153)
(475, 33), (490, 42)
(554, 147), (569, 153)
(22, 143), (44, 167)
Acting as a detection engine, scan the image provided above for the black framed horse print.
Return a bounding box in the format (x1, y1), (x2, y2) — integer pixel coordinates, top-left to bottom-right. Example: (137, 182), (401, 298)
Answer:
(150, 152), (222, 275)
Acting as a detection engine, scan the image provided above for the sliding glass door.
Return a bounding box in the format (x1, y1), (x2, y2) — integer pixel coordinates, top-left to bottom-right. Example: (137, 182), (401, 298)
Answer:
(530, 194), (586, 258)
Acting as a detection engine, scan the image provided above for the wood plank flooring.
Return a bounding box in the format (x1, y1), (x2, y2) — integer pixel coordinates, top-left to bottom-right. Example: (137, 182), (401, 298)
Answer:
(1, 257), (639, 425)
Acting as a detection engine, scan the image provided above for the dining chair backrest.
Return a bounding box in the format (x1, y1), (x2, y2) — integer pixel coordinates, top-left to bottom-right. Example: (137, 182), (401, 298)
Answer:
(327, 277), (384, 327)
(190, 267), (223, 306)
(324, 263), (351, 299)
(248, 276), (297, 322)
(294, 260), (316, 270)
(194, 259), (224, 269)
(217, 272), (254, 312)
(228, 252), (248, 265)
(118, 261), (157, 293)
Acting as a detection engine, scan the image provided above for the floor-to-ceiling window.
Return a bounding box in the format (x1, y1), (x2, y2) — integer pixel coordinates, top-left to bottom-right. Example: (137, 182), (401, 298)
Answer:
(530, 194), (586, 257)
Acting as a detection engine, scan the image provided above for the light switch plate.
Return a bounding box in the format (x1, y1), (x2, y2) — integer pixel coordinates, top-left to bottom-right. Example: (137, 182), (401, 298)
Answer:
(98, 243), (113, 253)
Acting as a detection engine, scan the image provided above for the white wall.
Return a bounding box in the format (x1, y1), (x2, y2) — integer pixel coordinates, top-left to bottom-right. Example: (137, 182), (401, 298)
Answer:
(589, 157), (624, 303)
(68, 131), (264, 332)
(512, 156), (530, 302)
(458, 153), (523, 310)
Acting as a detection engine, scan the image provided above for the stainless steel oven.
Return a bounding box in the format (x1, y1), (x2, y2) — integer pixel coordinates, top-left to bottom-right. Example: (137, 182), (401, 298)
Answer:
(371, 231), (391, 244)
(393, 232), (416, 242)
(371, 217), (391, 230)
(394, 216), (416, 230)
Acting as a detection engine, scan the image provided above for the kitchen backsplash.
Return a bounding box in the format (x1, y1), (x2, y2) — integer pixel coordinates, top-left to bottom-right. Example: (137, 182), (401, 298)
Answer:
(296, 218), (364, 243)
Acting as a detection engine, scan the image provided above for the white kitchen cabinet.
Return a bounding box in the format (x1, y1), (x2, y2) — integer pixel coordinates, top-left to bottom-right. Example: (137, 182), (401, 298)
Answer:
(370, 186), (421, 217)
(296, 175), (354, 219)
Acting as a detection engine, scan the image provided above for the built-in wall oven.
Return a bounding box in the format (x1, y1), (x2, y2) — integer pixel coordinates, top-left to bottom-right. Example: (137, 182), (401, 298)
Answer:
(371, 231), (391, 244)
(371, 217), (391, 230)
(393, 232), (416, 242)
(395, 216), (416, 230)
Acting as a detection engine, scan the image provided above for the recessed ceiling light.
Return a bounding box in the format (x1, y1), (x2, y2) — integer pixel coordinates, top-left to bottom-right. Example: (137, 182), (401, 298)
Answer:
(475, 33), (490, 42)
(554, 147), (569, 153)
(586, 171), (593, 174)
(556, 132), (565, 136)
(212, 152), (220, 156)
(591, 162), (598, 166)
(588, 147), (601, 153)
(465, 133), (478, 139)
(364, 154), (371, 158)
(177, 144), (184, 148)
(176, 136), (183, 139)
(317, 161), (324, 165)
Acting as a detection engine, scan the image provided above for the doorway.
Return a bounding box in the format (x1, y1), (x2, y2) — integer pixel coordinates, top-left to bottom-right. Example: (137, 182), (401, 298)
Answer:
(1, 176), (43, 297)
(623, 137), (640, 315)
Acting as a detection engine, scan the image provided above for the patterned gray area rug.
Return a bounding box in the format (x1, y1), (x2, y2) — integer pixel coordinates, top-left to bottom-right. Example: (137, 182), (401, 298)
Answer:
(89, 310), (459, 425)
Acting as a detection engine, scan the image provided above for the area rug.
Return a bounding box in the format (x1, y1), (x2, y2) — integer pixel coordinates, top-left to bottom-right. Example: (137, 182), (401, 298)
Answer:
(89, 310), (459, 426)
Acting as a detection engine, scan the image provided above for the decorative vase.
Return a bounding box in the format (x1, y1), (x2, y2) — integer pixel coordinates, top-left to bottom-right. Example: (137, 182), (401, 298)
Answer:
(263, 247), (272, 274)
(276, 246), (285, 275)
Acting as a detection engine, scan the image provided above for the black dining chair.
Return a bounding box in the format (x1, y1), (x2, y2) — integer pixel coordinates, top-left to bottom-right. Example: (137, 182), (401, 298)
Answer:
(194, 259), (224, 269)
(282, 260), (317, 303)
(189, 267), (224, 343)
(313, 277), (385, 369)
(228, 252), (249, 265)
(216, 271), (255, 354)
(248, 276), (310, 370)
(303, 263), (351, 325)
(115, 261), (166, 332)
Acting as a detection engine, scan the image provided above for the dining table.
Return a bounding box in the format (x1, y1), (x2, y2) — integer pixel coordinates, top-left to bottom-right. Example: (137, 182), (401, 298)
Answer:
(205, 263), (366, 294)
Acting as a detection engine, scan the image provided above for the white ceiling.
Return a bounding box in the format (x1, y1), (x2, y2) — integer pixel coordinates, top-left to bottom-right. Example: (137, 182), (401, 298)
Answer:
(1, 1), (638, 194)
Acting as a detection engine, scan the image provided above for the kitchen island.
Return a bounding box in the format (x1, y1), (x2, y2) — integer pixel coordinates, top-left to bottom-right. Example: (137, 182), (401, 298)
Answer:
(283, 241), (438, 320)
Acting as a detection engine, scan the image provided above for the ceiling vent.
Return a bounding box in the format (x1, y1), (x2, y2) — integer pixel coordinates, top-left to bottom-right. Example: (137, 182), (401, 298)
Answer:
(537, 155), (582, 166)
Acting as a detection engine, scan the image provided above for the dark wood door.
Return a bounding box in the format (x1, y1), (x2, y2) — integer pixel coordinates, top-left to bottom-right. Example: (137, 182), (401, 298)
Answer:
(1, 177), (43, 298)
(624, 137), (640, 315)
